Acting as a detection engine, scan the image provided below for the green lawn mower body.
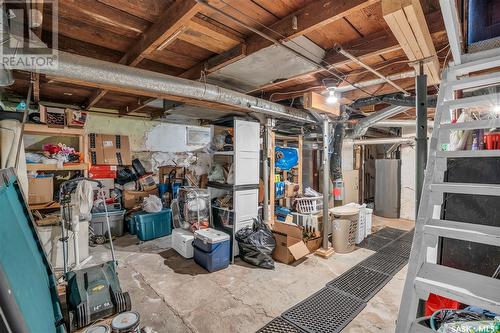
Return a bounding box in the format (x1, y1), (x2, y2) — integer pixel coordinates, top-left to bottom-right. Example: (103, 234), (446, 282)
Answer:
(66, 261), (131, 331)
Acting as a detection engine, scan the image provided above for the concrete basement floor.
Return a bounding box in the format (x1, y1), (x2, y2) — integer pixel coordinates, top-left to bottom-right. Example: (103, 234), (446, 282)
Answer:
(89, 216), (414, 333)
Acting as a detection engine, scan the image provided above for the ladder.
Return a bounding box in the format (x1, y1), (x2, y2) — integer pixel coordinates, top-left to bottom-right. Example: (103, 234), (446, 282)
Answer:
(396, 49), (500, 332)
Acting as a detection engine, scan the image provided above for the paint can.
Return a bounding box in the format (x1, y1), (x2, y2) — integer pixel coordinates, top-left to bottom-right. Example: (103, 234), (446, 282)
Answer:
(84, 324), (111, 333)
(111, 311), (141, 333)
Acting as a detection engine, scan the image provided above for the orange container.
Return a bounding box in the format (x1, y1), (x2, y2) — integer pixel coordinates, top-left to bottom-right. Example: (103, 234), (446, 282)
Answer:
(425, 293), (461, 316)
(484, 133), (500, 150)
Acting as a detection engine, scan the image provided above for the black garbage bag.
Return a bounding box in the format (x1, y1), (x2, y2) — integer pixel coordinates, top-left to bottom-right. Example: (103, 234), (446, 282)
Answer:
(235, 218), (276, 269)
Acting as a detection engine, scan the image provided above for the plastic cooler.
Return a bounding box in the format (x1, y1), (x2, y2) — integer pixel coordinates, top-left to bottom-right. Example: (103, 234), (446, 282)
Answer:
(134, 209), (173, 241)
(193, 228), (230, 272)
(90, 210), (126, 237)
(172, 228), (195, 258)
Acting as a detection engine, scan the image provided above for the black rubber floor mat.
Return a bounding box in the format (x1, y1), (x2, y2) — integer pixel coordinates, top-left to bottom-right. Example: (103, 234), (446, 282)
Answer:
(379, 240), (413, 258)
(357, 234), (393, 251)
(326, 266), (391, 301)
(358, 251), (408, 276)
(397, 229), (415, 243)
(257, 317), (306, 333)
(374, 227), (406, 240)
(282, 288), (366, 333)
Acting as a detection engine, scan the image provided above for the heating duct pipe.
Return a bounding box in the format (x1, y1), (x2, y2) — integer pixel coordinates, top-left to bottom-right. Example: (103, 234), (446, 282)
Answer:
(373, 120), (434, 128)
(352, 137), (415, 145)
(350, 93), (438, 109)
(3, 44), (314, 123)
(351, 105), (412, 138)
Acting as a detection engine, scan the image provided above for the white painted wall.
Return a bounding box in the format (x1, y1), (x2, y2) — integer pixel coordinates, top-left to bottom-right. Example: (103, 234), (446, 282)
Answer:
(342, 138), (354, 172)
(400, 128), (416, 220)
(86, 114), (211, 175)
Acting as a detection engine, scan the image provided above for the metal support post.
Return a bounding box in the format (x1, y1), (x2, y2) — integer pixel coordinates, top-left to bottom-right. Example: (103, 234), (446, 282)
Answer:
(322, 118), (330, 250)
(415, 62), (428, 219)
(262, 119), (270, 223)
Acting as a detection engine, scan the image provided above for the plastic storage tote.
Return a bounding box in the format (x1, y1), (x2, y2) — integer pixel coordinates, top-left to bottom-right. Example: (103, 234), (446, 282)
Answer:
(193, 228), (230, 272)
(90, 210), (125, 237)
(172, 228), (195, 258)
(135, 209), (173, 241)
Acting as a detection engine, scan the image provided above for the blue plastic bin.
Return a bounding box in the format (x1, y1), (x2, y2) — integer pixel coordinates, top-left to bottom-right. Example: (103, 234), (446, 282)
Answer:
(135, 209), (172, 241)
(193, 228), (230, 272)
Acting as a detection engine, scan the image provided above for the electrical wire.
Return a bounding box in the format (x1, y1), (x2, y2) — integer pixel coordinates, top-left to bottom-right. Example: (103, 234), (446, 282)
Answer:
(203, 0), (374, 97)
(269, 85), (324, 101)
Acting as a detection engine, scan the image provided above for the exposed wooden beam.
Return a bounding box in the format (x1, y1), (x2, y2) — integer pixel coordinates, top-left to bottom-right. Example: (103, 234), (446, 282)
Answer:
(182, 0), (379, 79)
(32, 73), (40, 102)
(85, 89), (108, 109)
(85, 0), (201, 109)
(303, 91), (340, 116)
(180, 44), (246, 79)
(266, 59), (413, 101)
(31, 0), (43, 103)
(49, 75), (241, 112)
(119, 97), (156, 115)
(382, 0), (441, 83)
(250, 10), (445, 95)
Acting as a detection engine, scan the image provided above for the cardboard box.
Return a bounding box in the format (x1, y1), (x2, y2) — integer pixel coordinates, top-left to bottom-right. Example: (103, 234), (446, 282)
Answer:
(40, 105), (66, 127)
(123, 188), (158, 209)
(88, 133), (132, 166)
(159, 166), (185, 183)
(65, 109), (87, 127)
(139, 174), (157, 191)
(88, 165), (117, 179)
(285, 182), (299, 197)
(272, 220), (310, 264)
(91, 178), (115, 198)
(28, 176), (54, 204)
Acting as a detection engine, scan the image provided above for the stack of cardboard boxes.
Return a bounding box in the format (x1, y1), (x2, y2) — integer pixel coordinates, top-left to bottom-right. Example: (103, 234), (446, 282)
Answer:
(88, 133), (158, 208)
(271, 215), (323, 264)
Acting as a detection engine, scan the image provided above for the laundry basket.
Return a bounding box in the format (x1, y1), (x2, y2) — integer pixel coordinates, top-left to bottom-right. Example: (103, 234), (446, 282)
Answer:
(295, 196), (323, 214)
(353, 205), (373, 243)
(330, 206), (359, 253)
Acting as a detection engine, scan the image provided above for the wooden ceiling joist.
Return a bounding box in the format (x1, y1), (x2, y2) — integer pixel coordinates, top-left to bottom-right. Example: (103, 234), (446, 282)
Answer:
(31, 0), (43, 103)
(84, 0), (202, 109)
(119, 97), (156, 115)
(382, 0), (441, 84)
(250, 10), (444, 96)
(182, 0), (380, 80)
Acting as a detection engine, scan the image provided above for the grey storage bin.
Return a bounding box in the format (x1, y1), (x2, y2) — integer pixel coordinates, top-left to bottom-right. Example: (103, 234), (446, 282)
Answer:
(90, 210), (126, 237)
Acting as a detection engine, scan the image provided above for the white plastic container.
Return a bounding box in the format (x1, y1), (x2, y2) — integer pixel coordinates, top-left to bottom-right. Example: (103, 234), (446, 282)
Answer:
(363, 208), (373, 236)
(172, 228), (195, 258)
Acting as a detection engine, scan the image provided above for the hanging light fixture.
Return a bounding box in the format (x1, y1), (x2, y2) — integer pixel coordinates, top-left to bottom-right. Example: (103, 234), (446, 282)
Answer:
(326, 88), (338, 104)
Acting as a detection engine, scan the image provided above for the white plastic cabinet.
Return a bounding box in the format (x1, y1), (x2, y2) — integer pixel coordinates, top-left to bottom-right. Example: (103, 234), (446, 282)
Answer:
(233, 188), (259, 254)
(208, 118), (260, 262)
(234, 119), (260, 185)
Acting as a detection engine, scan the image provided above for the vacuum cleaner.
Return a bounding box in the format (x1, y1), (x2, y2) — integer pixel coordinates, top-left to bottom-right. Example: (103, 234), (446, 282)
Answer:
(58, 178), (131, 331)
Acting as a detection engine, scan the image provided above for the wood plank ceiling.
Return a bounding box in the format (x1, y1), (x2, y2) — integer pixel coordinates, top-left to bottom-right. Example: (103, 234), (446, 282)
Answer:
(4, 0), (448, 119)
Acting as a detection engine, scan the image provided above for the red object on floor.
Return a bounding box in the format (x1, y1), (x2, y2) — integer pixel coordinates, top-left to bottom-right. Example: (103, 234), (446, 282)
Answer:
(425, 293), (461, 316)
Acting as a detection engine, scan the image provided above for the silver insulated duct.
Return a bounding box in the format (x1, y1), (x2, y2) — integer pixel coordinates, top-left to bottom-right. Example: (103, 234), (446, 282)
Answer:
(5, 43), (314, 123)
(351, 105), (411, 137)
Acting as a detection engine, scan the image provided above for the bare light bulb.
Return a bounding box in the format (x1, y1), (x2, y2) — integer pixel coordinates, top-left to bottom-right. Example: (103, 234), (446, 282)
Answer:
(326, 90), (337, 104)
(494, 105), (500, 113)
